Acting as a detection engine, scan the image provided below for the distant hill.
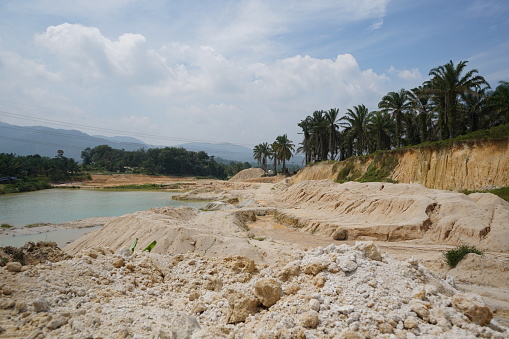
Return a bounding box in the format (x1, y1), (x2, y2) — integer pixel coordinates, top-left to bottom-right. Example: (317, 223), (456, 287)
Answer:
(0, 122), (305, 165)
(176, 142), (305, 166)
(0, 122), (148, 161)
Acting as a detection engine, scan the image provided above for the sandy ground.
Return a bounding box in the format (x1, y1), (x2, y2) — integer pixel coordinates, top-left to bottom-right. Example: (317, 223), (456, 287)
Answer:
(4, 174), (509, 328)
(55, 173), (200, 188)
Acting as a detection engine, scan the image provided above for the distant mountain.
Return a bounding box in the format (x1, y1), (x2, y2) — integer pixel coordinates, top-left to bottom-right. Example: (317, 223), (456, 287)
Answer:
(176, 141), (305, 166)
(0, 122), (305, 166)
(0, 122), (148, 161)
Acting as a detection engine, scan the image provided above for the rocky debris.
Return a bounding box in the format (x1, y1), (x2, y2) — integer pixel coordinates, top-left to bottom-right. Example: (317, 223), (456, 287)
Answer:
(253, 278), (283, 307)
(0, 241), (507, 338)
(0, 241), (71, 266)
(452, 293), (494, 326)
(5, 261), (22, 272)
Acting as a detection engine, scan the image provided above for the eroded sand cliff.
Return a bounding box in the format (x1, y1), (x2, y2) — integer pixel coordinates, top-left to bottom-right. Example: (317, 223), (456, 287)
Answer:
(290, 138), (509, 191)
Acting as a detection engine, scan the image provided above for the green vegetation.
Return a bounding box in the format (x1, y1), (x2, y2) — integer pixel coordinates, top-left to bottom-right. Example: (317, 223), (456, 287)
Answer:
(24, 223), (52, 228)
(288, 60), (508, 170)
(129, 238), (157, 253)
(253, 134), (295, 175)
(443, 244), (484, 268)
(130, 238), (138, 252)
(1, 224), (13, 229)
(0, 146), (253, 194)
(143, 241), (157, 252)
(81, 145), (252, 179)
(0, 150), (80, 193)
(462, 186), (509, 203)
(359, 153), (398, 183)
(105, 184), (167, 190)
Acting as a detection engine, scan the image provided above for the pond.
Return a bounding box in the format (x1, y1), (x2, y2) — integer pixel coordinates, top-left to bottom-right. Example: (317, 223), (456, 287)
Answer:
(0, 189), (207, 247)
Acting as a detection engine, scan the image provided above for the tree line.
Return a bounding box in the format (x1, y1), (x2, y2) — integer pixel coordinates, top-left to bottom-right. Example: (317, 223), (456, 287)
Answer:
(0, 145), (253, 193)
(81, 144), (250, 179)
(254, 60), (509, 166)
(0, 151), (80, 192)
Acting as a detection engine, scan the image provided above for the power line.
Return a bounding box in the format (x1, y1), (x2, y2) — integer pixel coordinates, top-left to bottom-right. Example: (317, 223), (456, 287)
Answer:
(0, 135), (88, 151)
(0, 124), (147, 148)
(0, 109), (256, 149)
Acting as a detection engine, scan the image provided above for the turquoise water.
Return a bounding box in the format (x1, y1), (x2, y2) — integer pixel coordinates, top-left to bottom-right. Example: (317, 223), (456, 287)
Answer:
(0, 189), (206, 227)
(0, 189), (208, 247)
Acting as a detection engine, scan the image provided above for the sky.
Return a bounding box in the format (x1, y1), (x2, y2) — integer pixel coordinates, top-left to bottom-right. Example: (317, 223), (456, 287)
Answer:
(0, 0), (508, 149)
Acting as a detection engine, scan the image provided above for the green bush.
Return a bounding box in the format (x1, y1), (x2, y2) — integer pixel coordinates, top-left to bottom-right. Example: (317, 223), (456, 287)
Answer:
(443, 244), (484, 268)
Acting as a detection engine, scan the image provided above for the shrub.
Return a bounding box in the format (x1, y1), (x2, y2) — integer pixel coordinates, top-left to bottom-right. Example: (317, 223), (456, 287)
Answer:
(443, 244), (484, 268)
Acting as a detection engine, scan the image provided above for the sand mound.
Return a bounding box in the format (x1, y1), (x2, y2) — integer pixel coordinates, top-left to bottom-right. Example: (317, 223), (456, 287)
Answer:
(229, 168), (265, 182)
(63, 207), (293, 265)
(275, 180), (509, 251)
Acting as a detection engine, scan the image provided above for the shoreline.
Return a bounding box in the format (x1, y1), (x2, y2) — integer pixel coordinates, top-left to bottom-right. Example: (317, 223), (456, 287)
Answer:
(0, 217), (115, 239)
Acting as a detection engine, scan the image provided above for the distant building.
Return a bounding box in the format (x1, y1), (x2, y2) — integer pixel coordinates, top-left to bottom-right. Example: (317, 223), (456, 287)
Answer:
(0, 177), (17, 184)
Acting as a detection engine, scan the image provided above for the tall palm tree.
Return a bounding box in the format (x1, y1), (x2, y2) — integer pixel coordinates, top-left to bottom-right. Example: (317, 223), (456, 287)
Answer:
(325, 108), (341, 160)
(378, 89), (411, 148)
(484, 81), (509, 127)
(340, 104), (370, 156)
(297, 111), (328, 164)
(253, 144), (263, 168)
(407, 86), (434, 143)
(367, 111), (393, 151)
(297, 116), (313, 165)
(462, 87), (488, 133)
(424, 60), (489, 139)
(252, 142), (271, 172)
(274, 134), (295, 174)
(270, 141), (279, 174)
(310, 110), (328, 162)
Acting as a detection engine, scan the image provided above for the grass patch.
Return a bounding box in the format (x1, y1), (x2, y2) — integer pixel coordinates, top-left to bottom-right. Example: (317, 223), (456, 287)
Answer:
(443, 244), (484, 268)
(359, 153), (398, 183)
(104, 184), (167, 190)
(461, 186), (509, 203)
(24, 223), (52, 228)
(335, 159), (356, 182)
(1, 224), (14, 229)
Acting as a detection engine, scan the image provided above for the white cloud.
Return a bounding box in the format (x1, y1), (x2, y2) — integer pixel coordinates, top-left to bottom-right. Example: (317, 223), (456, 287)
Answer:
(388, 66), (422, 81)
(368, 20), (384, 31)
(34, 23), (170, 86)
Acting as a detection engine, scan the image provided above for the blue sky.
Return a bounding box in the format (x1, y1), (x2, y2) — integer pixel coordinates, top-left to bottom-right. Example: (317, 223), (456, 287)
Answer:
(0, 0), (508, 149)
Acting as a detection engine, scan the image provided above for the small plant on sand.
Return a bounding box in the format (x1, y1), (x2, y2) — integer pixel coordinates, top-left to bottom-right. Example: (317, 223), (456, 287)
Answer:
(130, 238), (157, 253)
(1, 224), (13, 229)
(443, 244), (484, 268)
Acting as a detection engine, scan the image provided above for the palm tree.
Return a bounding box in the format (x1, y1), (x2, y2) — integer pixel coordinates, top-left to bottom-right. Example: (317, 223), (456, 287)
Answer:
(484, 81), (509, 127)
(462, 87), (488, 133)
(270, 141), (279, 174)
(252, 142), (272, 172)
(310, 110), (328, 162)
(325, 108), (341, 160)
(424, 60), (489, 139)
(340, 104), (370, 156)
(407, 86), (434, 143)
(297, 116), (313, 165)
(253, 144), (263, 168)
(378, 89), (411, 148)
(297, 111), (328, 164)
(274, 134), (295, 174)
(367, 111), (393, 151)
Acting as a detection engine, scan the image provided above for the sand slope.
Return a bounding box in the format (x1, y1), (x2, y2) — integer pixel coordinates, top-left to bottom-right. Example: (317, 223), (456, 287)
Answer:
(275, 180), (509, 251)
